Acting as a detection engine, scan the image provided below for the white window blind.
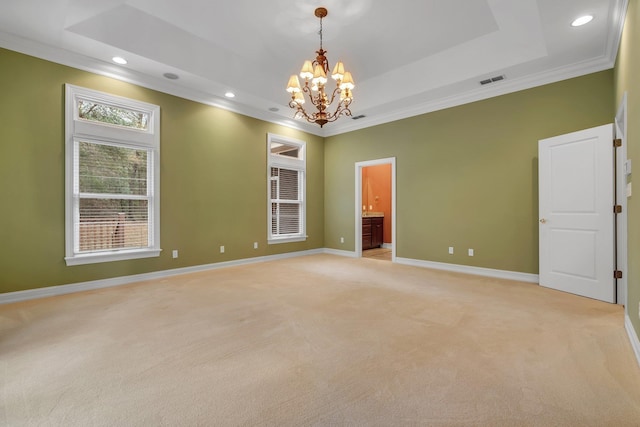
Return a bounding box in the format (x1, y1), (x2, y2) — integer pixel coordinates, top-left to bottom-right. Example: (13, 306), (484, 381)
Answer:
(65, 84), (160, 265)
(267, 134), (306, 244)
(270, 167), (302, 236)
(76, 140), (152, 252)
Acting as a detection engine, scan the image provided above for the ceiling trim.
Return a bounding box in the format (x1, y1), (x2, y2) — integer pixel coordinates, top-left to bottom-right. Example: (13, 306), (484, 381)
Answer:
(0, 30), (325, 137)
(323, 55), (615, 137)
(0, 0), (628, 139)
(607, 0), (630, 61)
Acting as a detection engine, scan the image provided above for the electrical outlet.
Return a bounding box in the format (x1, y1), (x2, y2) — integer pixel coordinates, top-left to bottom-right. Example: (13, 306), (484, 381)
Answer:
(172, 250), (178, 258)
(448, 247), (454, 255)
(220, 245), (225, 253)
(468, 249), (474, 256)
(340, 237), (344, 244)
(253, 242), (258, 249)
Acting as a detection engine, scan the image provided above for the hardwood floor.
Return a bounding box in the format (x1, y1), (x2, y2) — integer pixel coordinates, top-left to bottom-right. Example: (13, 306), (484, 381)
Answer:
(362, 247), (391, 261)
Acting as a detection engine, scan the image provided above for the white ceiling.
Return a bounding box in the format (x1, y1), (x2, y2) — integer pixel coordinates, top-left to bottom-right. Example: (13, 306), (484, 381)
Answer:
(0, 0), (627, 136)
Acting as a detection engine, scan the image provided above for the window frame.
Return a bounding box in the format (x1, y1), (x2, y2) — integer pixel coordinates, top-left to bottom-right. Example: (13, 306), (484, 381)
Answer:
(267, 133), (307, 244)
(64, 84), (161, 266)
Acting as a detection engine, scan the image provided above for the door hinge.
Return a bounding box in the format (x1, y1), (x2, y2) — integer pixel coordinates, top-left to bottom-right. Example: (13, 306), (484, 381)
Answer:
(614, 205), (622, 214)
(614, 138), (622, 147)
(614, 270), (623, 279)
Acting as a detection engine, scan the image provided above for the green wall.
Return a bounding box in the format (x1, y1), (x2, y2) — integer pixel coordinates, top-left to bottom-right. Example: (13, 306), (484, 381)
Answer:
(615, 0), (640, 342)
(0, 46), (620, 296)
(0, 48), (324, 293)
(325, 71), (614, 274)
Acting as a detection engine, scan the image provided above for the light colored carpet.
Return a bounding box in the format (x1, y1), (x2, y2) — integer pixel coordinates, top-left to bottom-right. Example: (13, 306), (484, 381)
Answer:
(1, 254), (640, 426)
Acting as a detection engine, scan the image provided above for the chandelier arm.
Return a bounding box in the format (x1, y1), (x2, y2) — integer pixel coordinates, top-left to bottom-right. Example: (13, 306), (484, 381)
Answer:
(325, 86), (343, 107)
(289, 100), (316, 123)
(301, 83), (327, 113)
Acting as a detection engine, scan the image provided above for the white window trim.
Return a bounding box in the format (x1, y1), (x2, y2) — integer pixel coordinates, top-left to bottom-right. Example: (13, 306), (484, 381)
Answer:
(64, 84), (161, 266)
(267, 133), (307, 244)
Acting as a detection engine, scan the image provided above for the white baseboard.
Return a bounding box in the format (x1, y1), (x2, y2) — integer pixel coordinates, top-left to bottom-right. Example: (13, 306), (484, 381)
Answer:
(1, 251), (534, 305)
(323, 248), (358, 258)
(395, 257), (539, 283)
(0, 249), (324, 305)
(381, 243), (392, 249)
(625, 315), (640, 368)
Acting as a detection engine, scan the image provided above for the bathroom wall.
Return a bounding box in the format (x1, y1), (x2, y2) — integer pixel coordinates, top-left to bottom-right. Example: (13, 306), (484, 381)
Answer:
(362, 164), (392, 243)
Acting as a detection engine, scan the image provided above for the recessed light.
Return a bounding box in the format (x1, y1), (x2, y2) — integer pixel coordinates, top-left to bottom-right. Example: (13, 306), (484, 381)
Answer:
(571, 15), (593, 27)
(163, 72), (179, 80)
(225, 92), (235, 98)
(112, 56), (127, 65)
(269, 107), (280, 112)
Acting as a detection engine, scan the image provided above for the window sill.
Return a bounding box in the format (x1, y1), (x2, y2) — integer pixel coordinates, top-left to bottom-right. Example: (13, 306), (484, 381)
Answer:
(268, 236), (307, 245)
(65, 248), (162, 266)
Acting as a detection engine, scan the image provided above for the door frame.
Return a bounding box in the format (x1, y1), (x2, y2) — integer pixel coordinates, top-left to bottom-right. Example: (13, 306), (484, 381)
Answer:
(355, 157), (396, 260)
(615, 93), (628, 308)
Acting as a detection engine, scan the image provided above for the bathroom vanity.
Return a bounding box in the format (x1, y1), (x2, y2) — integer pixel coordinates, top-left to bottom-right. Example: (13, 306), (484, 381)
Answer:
(362, 214), (383, 250)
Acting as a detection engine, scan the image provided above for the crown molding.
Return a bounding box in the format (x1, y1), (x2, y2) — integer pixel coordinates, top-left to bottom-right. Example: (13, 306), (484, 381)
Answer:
(323, 0), (628, 137)
(323, 55), (615, 137)
(0, 30), (325, 137)
(0, 0), (628, 140)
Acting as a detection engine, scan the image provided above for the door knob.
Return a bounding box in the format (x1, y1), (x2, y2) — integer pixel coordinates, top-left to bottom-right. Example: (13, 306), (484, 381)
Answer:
(539, 218), (547, 224)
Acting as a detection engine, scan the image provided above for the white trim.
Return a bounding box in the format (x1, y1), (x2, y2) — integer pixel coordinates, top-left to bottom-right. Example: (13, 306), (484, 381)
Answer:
(0, 31), (323, 137)
(355, 158), (397, 262)
(0, 0), (629, 139)
(65, 248), (162, 266)
(0, 249), (324, 305)
(65, 84), (161, 266)
(267, 236), (307, 245)
(395, 257), (539, 283)
(324, 57), (615, 137)
(267, 133), (307, 244)
(381, 243), (392, 249)
(323, 248), (358, 258)
(625, 315), (640, 368)
(608, 0), (630, 67)
(615, 92), (628, 308)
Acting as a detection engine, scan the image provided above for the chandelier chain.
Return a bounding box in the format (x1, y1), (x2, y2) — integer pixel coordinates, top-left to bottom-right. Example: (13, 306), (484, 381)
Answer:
(319, 15), (323, 51)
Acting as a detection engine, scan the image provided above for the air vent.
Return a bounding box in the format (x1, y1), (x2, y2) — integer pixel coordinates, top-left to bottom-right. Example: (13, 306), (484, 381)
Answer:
(352, 114), (366, 120)
(480, 75), (506, 85)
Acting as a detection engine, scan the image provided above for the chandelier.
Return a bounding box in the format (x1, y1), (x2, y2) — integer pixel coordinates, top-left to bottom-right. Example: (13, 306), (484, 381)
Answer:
(286, 7), (355, 127)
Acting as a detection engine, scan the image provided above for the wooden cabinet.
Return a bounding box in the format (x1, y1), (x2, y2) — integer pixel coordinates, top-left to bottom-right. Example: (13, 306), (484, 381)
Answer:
(362, 216), (383, 250)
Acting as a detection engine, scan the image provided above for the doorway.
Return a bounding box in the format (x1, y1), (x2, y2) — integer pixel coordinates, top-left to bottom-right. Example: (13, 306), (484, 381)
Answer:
(355, 158), (396, 261)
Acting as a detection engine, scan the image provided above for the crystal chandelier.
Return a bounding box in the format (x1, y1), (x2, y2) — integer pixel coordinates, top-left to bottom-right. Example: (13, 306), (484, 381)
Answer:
(286, 7), (355, 127)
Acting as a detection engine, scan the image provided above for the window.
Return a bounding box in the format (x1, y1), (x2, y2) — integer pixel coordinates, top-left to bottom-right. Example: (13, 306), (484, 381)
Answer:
(65, 85), (160, 265)
(267, 134), (306, 244)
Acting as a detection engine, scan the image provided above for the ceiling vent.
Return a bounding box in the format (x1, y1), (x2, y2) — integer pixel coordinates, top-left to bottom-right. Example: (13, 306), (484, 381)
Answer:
(480, 75), (506, 85)
(352, 114), (366, 120)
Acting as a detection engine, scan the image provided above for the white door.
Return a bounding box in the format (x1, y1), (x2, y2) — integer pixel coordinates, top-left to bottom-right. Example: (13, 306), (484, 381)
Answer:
(538, 124), (614, 303)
